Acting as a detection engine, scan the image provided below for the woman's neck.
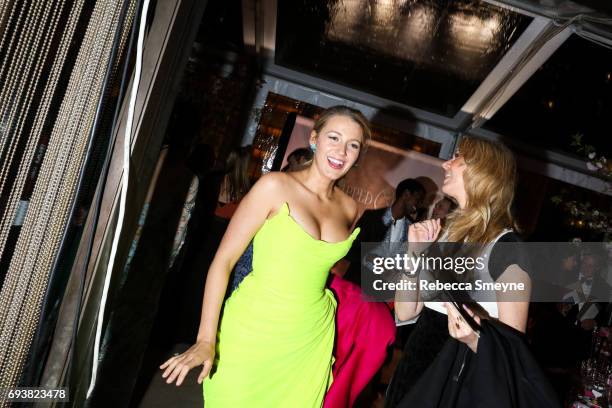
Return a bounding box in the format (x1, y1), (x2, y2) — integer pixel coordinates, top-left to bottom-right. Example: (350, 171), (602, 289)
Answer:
(298, 166), (336, 200)
(456, 195), (467, 209)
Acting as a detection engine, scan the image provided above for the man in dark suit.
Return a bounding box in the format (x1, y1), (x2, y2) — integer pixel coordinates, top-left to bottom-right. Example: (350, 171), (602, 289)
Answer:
(343, 178), (425, 286)
(530, 246), (611, 396)
(561, 246), (612, 329)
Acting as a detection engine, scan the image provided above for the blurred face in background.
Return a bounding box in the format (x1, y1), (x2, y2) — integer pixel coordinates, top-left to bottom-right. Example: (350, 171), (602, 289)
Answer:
(287, 153), (311, 172)
(580, 254), (599, 279)
(402, 190), (424, 218)
(432, 198), (453, 220)
(561, 255), (577, 273)
(286, 155), (302, 172)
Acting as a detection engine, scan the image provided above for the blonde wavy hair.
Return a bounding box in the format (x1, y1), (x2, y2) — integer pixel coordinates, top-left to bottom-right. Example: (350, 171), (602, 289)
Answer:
(444, 136), (518, 243)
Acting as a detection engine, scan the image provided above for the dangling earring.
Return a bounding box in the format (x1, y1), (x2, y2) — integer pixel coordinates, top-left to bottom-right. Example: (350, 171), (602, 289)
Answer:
(310, 142), (317, 152)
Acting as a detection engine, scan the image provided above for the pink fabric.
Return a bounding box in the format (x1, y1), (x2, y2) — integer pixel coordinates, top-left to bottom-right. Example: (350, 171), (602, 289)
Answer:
(324, 275), (396, 408)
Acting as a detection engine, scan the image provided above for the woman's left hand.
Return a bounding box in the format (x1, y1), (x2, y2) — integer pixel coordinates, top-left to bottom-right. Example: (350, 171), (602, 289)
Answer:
(445, 303), (481, 353)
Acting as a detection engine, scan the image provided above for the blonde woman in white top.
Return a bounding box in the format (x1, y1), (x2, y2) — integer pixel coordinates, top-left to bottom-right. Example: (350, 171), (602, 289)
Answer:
(387, 136), (531, 407)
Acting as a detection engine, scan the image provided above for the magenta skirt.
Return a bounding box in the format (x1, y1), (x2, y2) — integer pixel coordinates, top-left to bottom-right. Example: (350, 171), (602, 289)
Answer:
(324, 275), (396, 408)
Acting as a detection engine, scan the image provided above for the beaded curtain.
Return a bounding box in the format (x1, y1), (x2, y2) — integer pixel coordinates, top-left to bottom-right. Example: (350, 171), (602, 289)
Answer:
(0, 0), (134, 401)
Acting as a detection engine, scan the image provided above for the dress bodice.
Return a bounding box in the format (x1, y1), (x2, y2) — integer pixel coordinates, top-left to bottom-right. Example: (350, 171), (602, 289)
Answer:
(249, 202), (360, 301)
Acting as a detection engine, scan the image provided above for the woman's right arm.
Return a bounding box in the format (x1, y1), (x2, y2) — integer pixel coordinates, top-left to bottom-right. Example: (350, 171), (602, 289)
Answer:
(394, 219), (441, 322)
(196, 174), (281, 343)
(160, 173), (284, 386)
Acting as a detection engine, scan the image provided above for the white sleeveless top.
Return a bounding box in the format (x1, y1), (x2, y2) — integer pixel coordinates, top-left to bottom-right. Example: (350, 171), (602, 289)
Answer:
(424, 228), (513, 318)
(395, 229), (513, 326)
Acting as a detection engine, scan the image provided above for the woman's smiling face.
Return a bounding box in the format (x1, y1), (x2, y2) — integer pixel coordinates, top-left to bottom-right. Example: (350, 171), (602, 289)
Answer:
(310, 114), (363, 179)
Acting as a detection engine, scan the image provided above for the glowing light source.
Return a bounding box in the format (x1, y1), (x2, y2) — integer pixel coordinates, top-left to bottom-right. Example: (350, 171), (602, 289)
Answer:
(372, 0), (398, 26)
(326, 0), (364, 43)
(321, 0), (514, 81)
(450, 13), (500, 46)
(401, 5), (435, 52)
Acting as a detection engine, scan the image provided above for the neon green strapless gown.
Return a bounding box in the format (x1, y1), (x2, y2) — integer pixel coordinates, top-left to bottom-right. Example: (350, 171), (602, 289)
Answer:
(204, 202), (359, 407)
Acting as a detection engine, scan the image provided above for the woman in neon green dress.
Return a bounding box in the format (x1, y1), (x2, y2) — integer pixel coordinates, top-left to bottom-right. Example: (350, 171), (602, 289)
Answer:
(160, 106), (371, 407)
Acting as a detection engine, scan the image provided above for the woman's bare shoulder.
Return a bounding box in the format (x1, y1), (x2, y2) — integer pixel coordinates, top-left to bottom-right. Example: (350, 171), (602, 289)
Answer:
(243, 172), (292, 214)
(251, 171), (290, 193)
